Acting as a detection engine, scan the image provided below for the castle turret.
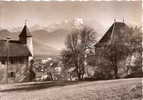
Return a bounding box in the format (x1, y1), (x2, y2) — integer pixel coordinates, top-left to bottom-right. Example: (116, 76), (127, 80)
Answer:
(19, 23), (33, 60)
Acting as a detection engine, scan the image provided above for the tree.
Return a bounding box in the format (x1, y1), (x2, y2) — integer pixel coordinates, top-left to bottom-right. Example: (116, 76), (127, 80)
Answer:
(100, 25), (142, 79)
(22, 60), (36, 82)
(61, 26), (97, 80)
(28, 60), (36, 81)
(80, 26), (96, 51)
(103, 44), (130, 78)
(65, 30), (83, 80)
(79, 26), (97, 78)
(125, 26), (142, 76)
(32, 58), (60, 81)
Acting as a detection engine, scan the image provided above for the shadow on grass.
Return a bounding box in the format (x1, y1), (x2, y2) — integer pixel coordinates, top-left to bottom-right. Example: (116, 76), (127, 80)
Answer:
(0, 81), (87, 92)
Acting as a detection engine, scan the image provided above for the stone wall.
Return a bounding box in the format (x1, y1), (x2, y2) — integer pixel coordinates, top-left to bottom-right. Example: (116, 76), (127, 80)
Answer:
(0, 57), (29, 83)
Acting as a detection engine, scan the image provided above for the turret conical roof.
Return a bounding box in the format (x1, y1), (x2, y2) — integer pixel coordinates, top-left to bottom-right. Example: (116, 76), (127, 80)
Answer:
(19, 24), (32, 38)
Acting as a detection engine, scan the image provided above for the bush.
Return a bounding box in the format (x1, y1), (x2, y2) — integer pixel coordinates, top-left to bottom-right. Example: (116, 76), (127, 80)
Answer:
(93, 71), (113, 80)
(125, 71), (143, 78)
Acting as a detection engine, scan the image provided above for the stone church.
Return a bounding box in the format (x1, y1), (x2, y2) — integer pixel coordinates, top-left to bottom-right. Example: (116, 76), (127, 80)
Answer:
(0, 23), (33, 83)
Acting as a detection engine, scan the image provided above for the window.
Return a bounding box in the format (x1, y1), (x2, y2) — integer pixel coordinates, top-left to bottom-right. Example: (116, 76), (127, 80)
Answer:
(1, 60), (5, 64)
(11, 59), (14, 64)
(8, 72), (15, 77)
(10, 58), (16, 64)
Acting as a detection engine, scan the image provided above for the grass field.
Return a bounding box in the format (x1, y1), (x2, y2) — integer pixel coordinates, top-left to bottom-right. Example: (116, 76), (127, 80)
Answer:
(0, 78), (142, 100)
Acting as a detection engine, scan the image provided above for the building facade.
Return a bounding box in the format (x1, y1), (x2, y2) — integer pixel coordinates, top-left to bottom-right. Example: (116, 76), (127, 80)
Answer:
(0, 24), (33, 83)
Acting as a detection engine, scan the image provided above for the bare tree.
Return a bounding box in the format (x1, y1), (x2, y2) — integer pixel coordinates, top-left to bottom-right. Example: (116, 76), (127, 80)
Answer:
(65, 30), (83, 80)
(80, 26), (96, 50)
(61, 26), (97, 80)
(79, 26), (97, 78)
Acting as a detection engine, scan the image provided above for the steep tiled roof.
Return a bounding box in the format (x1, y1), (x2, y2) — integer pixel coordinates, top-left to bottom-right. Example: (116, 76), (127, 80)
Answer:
(95, 22), (127, 47)
(0, 40), (31, 57)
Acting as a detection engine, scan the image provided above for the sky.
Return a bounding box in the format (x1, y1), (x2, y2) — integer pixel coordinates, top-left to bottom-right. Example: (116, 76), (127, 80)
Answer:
(0, 1), (142, 29)
(0, 1), (142, 52)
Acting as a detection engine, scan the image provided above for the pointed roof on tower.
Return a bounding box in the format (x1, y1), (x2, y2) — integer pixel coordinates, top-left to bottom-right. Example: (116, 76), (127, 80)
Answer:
(19, 21), (32, 38)
(95, 21), (127, 47)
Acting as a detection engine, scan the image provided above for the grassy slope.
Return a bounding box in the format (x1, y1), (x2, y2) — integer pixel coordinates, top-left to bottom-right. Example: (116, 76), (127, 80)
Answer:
(0, 78), (142, 100)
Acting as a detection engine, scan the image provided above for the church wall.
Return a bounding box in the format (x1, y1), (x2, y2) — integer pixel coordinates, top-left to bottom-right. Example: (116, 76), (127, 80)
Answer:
(26, 37), (33, 61)
(27, 37), (33, 56)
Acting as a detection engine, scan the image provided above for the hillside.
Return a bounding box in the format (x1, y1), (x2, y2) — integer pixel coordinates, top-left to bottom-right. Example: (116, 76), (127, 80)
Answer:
(0, 29), (17, 40)
(0, 78), (142, 100)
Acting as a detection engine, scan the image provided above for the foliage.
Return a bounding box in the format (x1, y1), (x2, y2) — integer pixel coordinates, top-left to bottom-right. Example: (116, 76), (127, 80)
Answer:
(124, 26), (142, 77)
(95, 25), (142, 79)
(32, 58), (63, 81)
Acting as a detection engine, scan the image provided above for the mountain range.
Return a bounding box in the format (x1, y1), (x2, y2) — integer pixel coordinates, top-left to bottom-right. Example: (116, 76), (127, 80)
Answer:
(0, 18), (105, 57)
(0, 28), (67, 57)
(0, 18), (92, 56)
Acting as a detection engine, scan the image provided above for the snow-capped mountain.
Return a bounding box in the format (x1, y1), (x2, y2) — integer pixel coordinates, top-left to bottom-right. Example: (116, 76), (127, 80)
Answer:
(0, 18), (103, 56)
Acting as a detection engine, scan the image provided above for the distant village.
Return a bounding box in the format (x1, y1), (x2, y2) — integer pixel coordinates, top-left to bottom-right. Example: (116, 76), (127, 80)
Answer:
(0, 19), (142, 83)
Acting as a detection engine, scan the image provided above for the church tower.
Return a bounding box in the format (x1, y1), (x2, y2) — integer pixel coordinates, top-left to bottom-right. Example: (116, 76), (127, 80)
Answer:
(19, 23), (33, 60)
